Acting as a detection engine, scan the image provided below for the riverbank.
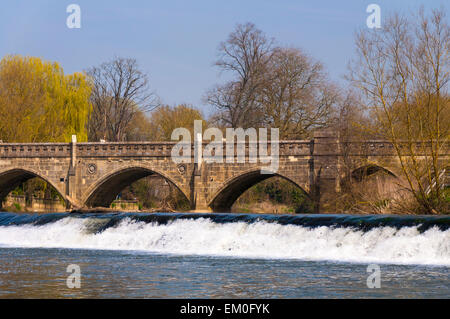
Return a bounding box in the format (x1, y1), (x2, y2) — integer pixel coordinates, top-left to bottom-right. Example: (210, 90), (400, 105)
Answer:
(2, 200), (448, 215)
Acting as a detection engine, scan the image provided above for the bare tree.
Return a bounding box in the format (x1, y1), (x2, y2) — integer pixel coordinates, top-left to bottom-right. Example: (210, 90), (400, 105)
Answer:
(206, 24), (338, 138)
(260, 47), (338, 139)
(348, 7), (449, 213)
(205, 23), (273, 128)
(87, 57), (159, 141)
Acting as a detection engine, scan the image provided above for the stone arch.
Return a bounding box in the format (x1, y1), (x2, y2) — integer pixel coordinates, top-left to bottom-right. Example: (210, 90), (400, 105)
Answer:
(0, 168), (67, 208)
(351, 164), (397, 182)
(208, 169), (310, 212)
(83, 166), (189, 208)
(347, 164), (403, 203)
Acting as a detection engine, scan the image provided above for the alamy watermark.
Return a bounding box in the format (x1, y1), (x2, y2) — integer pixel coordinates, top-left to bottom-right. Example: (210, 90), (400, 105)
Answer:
(366, 4), (381, 29)
(171, 121), (279, 174)
(366, 264), (381, 288)
(65, 4), (380, 30)
(66, 264), (81, 288)
(66, 4), (81, 29)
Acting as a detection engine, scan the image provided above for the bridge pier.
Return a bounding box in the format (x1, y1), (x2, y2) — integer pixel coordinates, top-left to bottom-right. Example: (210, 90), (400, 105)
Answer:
(311, 129), (341, 213)
(65, 135), (78, 209)
(190, 163), (213, 213)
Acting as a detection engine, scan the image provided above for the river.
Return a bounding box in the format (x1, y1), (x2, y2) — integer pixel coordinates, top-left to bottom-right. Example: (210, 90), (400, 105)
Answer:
(0, 212), (448, 298)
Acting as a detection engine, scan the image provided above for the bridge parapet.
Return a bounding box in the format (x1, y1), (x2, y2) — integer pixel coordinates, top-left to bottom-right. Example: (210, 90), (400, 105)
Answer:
(1, 139), (447, 158)
(341, 140), (449, 156)
(74, 141), (314, 158)
(0, 143), (71, 158)
(76, 142), (176, 157)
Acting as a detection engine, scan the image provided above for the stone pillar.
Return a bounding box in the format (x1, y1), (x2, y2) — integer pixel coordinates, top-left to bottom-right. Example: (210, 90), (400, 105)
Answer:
(189, 162), (212, 213)
(312, 129), (340, 213)
(189, 133), (213, 212)
(66, 135), (78, 208)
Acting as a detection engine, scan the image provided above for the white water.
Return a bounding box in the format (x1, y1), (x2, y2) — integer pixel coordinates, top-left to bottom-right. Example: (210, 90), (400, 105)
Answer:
(0, 217), (449, 266)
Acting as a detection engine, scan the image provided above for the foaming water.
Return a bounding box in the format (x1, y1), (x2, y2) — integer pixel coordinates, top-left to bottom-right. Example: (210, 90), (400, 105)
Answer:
(0, 212), (449, 266)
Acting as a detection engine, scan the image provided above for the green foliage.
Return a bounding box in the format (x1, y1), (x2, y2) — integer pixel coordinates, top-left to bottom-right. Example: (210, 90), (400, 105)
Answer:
(444, 187), (450, 203)
(170, 192), (191, 211)
(374, 199), (390, 209)
(11, 187), (23, 196)
(0, 55), (92, 142)
(295, 200), (315, 214)
(235, 177), (314, 214)
(12, 178), (64, 202)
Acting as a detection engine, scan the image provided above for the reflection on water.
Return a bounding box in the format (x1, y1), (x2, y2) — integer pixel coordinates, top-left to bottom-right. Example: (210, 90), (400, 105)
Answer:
(0, 247), (448, 298)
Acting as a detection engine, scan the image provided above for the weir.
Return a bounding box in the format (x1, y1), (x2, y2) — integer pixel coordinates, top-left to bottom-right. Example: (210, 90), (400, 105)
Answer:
(0, 212), (448, 266)
(0, 130), (448, 212)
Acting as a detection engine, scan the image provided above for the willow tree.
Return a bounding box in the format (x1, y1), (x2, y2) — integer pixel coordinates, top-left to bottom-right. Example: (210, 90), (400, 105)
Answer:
(0, 55), (92, 142)
(349, 8), (449, 213)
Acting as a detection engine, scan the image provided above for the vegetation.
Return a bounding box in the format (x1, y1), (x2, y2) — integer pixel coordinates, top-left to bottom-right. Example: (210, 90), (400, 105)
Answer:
(0, 55), (91, 142)
(86, 57), (159, 142)
(348, 7), (449, 214)
(0, 7), (448, 214)
(233, 178), (314, 214)
(205, 23), (337, 139)
(0, 55), (92, 205)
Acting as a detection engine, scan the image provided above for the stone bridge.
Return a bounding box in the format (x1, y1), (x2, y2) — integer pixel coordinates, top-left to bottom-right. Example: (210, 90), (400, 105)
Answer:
(0, 130), (448, 212)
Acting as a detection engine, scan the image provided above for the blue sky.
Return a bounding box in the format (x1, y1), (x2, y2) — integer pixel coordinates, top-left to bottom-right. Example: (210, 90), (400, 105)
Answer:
(0, 1), (447, 116)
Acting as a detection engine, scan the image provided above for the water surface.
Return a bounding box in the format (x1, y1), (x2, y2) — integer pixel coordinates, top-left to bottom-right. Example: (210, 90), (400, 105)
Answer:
(0, 212), (448, 298)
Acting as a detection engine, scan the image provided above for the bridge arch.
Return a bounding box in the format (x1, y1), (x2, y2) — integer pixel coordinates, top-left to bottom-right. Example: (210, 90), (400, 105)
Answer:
(351, 164), (397, 182)
(0, 168), (67, 207)
(83, 166), (189, 208)
(208, 169), (311, 212)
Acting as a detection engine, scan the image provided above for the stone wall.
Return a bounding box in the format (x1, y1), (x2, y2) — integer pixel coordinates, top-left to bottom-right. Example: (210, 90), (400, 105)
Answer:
(2, 195), (66, 212)
(0, 132), (448, 212)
